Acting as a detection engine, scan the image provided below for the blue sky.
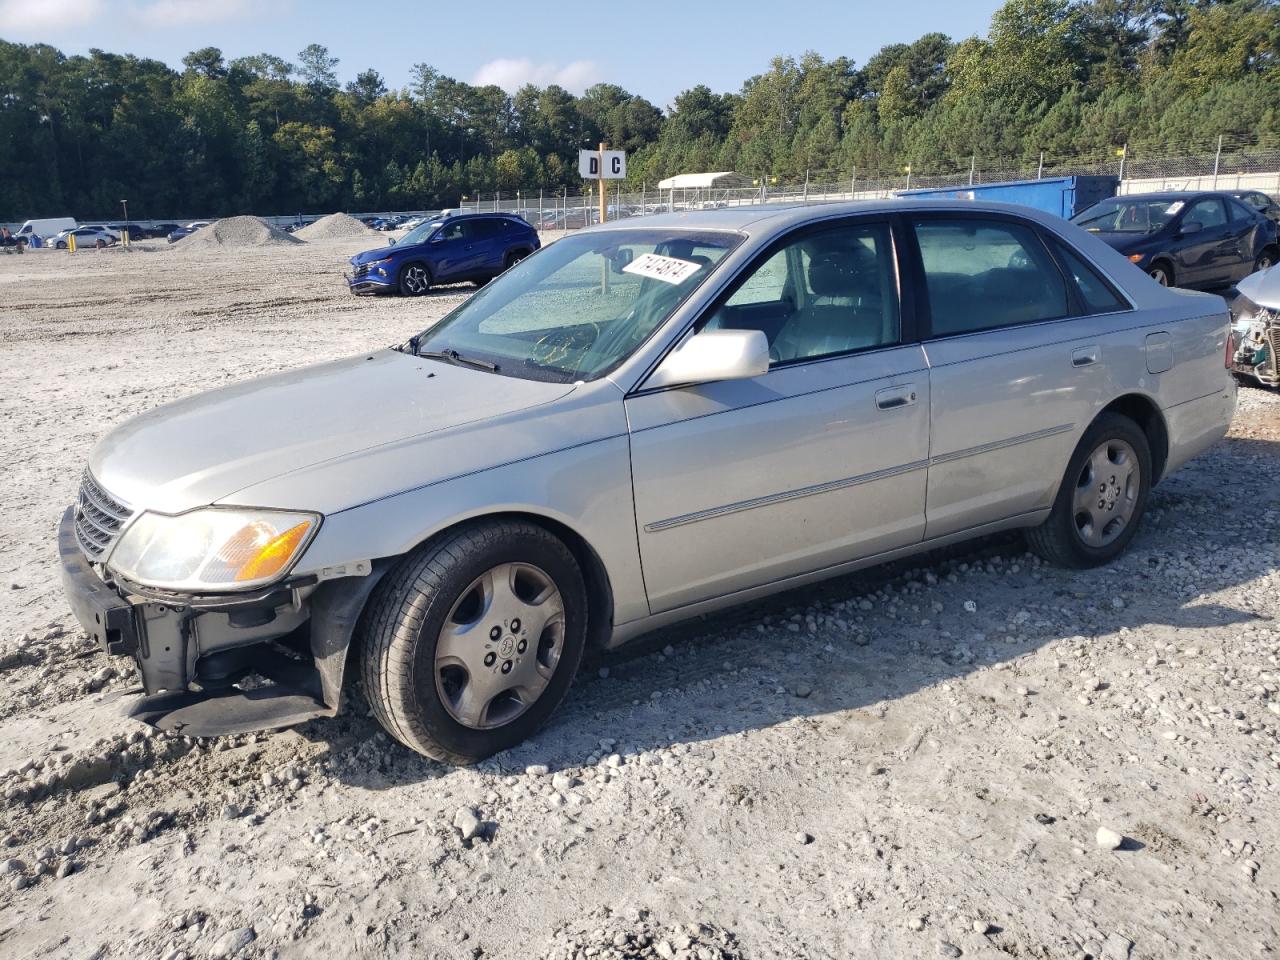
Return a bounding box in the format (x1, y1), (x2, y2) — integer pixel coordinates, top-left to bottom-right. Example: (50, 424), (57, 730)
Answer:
(0, 0), (1004, 108)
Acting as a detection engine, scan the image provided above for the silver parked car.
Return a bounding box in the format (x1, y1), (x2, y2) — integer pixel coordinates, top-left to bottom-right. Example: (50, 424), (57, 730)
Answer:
(60, 200), (1236, 763)
(1231, 266), (1280, 387)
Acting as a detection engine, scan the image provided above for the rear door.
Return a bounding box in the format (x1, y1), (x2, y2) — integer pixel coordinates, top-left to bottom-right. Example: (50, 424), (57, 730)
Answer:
(907, 213), (1126, 538)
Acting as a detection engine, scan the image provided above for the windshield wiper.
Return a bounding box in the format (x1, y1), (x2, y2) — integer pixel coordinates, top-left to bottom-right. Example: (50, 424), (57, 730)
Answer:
(419, 348), (499, 373)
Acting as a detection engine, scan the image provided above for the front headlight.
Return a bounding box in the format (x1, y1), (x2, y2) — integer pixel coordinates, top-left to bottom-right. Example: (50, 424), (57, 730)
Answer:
(366, 256), (393, 267)
(107, 508), (320, 592)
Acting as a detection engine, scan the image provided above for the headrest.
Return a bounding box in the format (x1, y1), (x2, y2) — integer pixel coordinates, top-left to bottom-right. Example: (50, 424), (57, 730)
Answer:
(807, 244), (875, 298)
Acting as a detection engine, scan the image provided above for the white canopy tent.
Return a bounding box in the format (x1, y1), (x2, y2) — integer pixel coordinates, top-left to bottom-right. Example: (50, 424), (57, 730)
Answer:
(655, 172), (753, 210)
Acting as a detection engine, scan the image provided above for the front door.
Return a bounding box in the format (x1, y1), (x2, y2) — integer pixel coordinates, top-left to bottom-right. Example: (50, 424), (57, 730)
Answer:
(626, 219), (930, 614)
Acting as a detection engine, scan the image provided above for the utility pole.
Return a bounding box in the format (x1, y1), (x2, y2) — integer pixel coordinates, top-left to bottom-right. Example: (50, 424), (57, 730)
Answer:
(598, 141), (608, 225)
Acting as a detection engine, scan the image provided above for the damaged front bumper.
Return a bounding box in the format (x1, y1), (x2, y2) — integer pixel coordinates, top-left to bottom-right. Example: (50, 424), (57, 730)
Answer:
(58, 506), (385, 737)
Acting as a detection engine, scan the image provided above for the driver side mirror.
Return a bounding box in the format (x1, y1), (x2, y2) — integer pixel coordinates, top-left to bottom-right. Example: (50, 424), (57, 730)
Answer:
(1179, 220), (1203, 236)
(387, 237), (396, 246)
(646, 329), (770, 390)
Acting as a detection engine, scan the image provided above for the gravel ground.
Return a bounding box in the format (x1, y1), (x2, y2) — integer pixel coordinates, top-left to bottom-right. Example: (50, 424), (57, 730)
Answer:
(1, 240), (1278, 960)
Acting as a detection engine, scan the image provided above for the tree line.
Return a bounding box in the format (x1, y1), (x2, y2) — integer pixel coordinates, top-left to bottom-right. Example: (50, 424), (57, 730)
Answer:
(1, 0), (1278, 220)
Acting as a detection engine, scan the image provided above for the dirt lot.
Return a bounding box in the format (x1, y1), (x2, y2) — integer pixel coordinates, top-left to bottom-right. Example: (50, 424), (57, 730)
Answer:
(1, 237), (1278, 960)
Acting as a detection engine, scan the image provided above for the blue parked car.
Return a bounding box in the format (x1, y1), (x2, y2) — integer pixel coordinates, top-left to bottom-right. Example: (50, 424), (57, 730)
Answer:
(347, 213), (540, 296)
(1070, 191), (1279, 289)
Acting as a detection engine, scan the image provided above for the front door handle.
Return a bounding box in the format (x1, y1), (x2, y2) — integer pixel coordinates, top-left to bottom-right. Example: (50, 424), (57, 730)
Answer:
(875, 384), (918, 410)
(1072, 345), (1101, 367)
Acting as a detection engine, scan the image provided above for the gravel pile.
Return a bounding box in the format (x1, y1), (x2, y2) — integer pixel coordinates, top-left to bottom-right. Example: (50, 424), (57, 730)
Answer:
(175, 215), (302, 250)
(295, 212), (377, 241)
(543, 912), (743, 960)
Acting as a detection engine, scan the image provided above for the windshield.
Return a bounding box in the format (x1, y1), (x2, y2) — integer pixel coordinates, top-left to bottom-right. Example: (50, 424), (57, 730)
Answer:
(400, 219), (443, 245)
(1072, 199), (1181, 234)
(412, 228), (742, 382)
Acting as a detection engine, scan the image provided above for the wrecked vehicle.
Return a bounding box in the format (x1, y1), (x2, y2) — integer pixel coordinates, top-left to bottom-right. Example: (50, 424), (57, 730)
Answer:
(1232, 267), (1280, 388)
(60, 200), (1236, 764)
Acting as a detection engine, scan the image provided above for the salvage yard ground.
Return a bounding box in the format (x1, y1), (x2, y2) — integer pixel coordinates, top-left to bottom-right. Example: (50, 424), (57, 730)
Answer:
(1, 237), (1278, 960)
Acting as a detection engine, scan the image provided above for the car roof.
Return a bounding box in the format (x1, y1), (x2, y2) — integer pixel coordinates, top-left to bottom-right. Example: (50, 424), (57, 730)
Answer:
(585, 198), (1084, 238)
(1097, 190), (1243, 202)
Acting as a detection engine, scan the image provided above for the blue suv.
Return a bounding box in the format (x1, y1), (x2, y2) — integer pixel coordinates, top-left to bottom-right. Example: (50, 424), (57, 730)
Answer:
(347, 213), (540, 296)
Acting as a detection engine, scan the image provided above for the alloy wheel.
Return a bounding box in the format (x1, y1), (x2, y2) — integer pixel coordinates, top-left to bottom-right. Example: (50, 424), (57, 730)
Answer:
(402, 264), (429, 295)
(434, 562), (566, 730)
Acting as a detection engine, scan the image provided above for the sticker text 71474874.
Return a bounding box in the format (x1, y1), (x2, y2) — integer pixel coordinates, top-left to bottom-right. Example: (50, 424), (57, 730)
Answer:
(623, 253), (702, 285)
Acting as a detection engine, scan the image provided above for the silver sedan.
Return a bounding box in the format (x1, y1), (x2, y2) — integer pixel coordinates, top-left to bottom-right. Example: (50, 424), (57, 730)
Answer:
(59, 199), (1236, 763)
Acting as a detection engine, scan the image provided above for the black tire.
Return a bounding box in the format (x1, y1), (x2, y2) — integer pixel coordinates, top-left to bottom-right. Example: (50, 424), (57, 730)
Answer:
(1026, 412), (1152, 569)
(56, 241), (67, 249)
(95, 239), (105, 249)
(504, 249), (529, 271)
(360, 520), (588, 764)
(1253, 246), (1277, 273)
(1148, 260), (1174, 286)
(397, 262), (432, 296)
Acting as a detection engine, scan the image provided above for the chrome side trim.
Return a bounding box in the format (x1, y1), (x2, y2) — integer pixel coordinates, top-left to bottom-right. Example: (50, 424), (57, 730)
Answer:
(643, 459), (930, 533)
(642, 423), (1074, 534)
(928, 422), (1075, 466)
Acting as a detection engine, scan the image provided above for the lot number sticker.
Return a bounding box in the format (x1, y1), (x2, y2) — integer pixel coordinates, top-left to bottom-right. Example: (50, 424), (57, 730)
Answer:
(623, 253), (702, 285)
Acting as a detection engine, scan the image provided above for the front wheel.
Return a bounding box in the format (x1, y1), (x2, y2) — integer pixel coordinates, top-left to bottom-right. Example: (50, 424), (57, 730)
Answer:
(398, 262), (432, 296)
(360, 520), (588, 764)
(1148, 261), (1173, 286)
(1025, 413), (1152, 569)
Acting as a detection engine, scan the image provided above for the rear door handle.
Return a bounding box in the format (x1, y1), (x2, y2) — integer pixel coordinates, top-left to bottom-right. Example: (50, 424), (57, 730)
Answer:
(1071, 345), (1100, 367)
(875, 385), (918, 410)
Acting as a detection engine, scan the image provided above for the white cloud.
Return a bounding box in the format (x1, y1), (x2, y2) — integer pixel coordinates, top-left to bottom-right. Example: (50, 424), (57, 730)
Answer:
(0, 0), (103, 32)
(472, 58), (602, 95)
(131, 0), (251, 26)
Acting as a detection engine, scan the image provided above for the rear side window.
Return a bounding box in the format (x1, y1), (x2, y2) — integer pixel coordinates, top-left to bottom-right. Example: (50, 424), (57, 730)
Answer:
(913, 218), (1069, 336)
(1053, 242), (1128, 315)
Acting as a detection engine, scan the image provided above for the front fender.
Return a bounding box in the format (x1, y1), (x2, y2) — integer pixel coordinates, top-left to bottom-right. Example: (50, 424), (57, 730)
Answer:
(293, 433), (649, 628)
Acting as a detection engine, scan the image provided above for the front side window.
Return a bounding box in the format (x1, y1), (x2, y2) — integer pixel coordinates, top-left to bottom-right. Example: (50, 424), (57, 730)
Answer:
(704, 222), (899, 364)
(914, 218), (1069, 336)
(1183, 198), (1226, 229)
(414, 229), (741, 382)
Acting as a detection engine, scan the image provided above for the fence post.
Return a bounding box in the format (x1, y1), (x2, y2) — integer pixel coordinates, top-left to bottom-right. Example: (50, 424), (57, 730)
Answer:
(1118, 143), (1128, 183)
(1212, 134), (1223, 189)
(851, 165), (856, 199)
(1037, 151), (1044, 180)
(803, 169), (809, 202)
(968, 155), (975, 186)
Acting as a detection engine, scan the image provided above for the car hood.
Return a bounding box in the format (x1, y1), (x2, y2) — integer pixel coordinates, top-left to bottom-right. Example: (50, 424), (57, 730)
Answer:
(90, 350), (575, 515)
(1081, 230), (1150, 253)
(1235, 263), (1280, 307)
(351, 244), (404, 265)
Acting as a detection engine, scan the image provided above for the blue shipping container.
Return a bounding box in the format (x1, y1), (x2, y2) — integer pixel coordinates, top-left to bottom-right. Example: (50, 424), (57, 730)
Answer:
(896, 175), (1118, 220)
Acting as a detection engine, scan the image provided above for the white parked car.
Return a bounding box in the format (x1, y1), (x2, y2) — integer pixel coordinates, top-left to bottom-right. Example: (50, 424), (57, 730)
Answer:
(53, 226), (119, 249)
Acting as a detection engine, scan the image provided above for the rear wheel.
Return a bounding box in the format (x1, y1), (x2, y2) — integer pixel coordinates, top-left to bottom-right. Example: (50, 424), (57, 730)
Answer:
(95, 239), (105, 249)
(504, 249), (528, 271)
(1148, 260), (1173, 286)
(360, 520), (588, 764)
(1026, 413), (1152, 569)
(398, 262), (432, 296)
(1253, 246), (1277, 273)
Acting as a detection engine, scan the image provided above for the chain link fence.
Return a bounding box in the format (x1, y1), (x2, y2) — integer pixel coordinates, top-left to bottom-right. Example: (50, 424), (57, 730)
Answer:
(440, 134), (1280, 230)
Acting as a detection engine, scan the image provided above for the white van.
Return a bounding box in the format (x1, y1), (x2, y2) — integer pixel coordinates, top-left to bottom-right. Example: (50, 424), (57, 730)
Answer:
(16, 217), (77, 241)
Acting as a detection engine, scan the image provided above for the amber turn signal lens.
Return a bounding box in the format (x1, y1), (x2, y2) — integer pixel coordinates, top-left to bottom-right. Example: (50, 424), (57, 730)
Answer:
(233, 521), (313, 582)
(1128, 254), (1144, 263)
